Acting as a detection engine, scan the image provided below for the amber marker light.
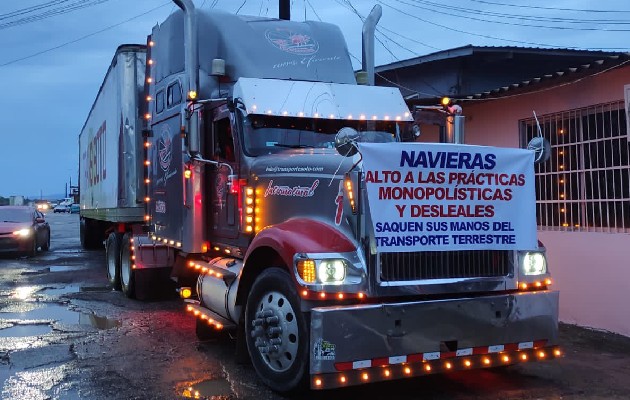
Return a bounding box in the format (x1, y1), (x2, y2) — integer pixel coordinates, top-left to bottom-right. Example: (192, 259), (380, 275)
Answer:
(358, 292), (365, 299)
(545, 278), (552, 285)
(314, 378), (322, 387)
(519, 282), (528, 290)
(521, 353), (528, 361)
(404, 366), (412, 374)
(297, 259), (316, 283)
(319, 292), (326, 299)
(340, 376), (346, 383)
(187, 90), (198, 101)
(538, 351), (546, 358)
(445, 362), (452, 370)
(554, 349), (562, 357)
(301, 290), (308, 297)
(337, 293), (344, 300)
(424, 364), (432, 372)
(384, 369), (391, 377)
(464, 360), (472, 367)
(184, 169), (192, 179)
(502, 355), (510, 363)
(483, 358), (491, 365)
(180, 288), (192, 299)
(361, 372), (369, 381)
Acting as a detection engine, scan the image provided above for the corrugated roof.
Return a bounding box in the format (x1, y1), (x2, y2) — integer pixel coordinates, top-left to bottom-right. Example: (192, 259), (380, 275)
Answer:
(377, 45), (630, 103)
(464, 53), (630, 100)
(376, 45), (626, 73)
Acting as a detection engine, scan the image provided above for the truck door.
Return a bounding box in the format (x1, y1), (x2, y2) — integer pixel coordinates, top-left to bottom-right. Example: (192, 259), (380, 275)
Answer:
(208, 109), (239, 240)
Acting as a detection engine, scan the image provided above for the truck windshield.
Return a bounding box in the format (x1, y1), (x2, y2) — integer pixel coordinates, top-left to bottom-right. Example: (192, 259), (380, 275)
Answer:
(240, 113), (411, 156)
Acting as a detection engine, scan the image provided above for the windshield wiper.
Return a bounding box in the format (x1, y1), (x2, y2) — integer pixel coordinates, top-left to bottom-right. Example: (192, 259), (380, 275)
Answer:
(273, 143), (315, 149)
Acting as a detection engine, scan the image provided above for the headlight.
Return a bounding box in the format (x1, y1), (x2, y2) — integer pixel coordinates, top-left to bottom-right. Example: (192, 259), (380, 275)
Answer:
(13, 228), (32, 237)
(297, 258), (347, 284)
(317, 260), (346, 284)
(522, 252), (547, 275)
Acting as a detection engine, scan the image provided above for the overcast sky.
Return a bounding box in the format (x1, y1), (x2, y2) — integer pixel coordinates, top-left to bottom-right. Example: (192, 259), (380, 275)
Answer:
(1, 0), (629, 198)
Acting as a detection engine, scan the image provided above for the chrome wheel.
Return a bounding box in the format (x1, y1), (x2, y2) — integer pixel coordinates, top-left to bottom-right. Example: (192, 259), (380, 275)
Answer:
(250, 290), (300, 372)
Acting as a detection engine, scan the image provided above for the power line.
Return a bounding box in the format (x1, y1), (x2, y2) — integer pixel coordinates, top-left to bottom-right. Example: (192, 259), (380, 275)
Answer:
(0, 0), (72, 21)
(464, 0), (630, 14)
(0, 2), (170, 68)
(416, 0), (630, 24)
(393, 0), (630, 32)
(0, 0), (113, 31)
(376, 0), (630, 50)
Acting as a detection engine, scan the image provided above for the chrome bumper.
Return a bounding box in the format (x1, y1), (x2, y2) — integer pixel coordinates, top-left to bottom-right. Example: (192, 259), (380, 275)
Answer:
(310, 290), (559, 375)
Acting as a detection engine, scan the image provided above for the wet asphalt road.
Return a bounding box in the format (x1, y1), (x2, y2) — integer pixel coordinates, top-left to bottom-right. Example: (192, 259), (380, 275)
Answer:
(1, 213), (630, 399)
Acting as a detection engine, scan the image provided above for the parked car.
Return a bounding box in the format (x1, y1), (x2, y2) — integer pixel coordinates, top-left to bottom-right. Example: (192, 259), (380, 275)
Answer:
(53, 204), (69, 213)
(70, 204), (80, 214)
(0, 206), (50, 256)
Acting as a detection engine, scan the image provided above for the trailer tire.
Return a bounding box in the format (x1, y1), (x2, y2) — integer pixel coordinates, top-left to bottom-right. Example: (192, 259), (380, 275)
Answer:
(120, 233), (135, 299)
(245, 268), (308, 393)
(106, 232), (123, 291)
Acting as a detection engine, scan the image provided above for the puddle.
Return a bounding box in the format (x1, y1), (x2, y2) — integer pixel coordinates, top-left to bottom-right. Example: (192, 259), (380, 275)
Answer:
(181, 378), (233, 399)
(0, 304), (120, 330)
(0, 325), (52, 337)
(11, 287), (39, 300)
(78, 313), (121, 330)
(40, 286), (81, 296)
(40, 285), (109, 296)
(48, 265), (83, 273)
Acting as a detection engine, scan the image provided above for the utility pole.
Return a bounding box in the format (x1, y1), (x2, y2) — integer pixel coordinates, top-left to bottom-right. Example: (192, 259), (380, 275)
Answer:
(279, 0), (289, 20)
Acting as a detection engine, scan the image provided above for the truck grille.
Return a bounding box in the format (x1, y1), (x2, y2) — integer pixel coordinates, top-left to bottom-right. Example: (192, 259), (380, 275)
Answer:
(379, 250), (512, 282)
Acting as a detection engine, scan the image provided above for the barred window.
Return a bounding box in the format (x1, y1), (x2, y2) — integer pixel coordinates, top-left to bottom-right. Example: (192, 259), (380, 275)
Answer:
(520, 101), (630, 232)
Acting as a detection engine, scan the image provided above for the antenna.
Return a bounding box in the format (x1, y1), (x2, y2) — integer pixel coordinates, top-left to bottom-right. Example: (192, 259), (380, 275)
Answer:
(533, 110), (543, 138)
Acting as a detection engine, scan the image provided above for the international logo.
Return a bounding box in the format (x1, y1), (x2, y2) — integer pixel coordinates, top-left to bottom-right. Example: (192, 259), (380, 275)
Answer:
(265, 28), (319, 55)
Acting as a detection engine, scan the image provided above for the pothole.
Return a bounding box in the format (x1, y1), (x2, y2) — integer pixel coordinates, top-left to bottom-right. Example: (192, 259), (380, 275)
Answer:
(48, 265), (84, 273)
(181, 378), (233, 399)
(0, 303), (120, 330)
(0, 325), (52, 338)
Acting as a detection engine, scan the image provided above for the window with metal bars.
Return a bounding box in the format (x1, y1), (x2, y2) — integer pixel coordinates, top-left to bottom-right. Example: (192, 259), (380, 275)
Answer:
(520, 101), (630, 232)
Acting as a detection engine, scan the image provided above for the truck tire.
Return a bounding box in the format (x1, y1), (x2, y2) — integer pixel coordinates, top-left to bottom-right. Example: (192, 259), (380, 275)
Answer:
(106, 232), (123, 290)
(120, 232), (135, 299)
(245, 268), (309, 393)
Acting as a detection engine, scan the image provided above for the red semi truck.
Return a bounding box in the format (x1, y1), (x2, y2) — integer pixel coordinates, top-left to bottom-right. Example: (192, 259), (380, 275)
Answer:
(78, 0), (559, 392)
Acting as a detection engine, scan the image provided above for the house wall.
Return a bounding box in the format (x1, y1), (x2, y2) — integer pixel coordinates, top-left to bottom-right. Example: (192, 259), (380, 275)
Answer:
(462, 66), (630, 337)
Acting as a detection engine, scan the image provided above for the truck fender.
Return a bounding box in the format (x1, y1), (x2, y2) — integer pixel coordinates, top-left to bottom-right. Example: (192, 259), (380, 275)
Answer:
(235, 218), (356, 309)
(244, 218), (356, 268)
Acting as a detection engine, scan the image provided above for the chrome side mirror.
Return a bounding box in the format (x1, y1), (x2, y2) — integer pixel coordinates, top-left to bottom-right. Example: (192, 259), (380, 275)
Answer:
(527, 136), (551, 164)
(334, 127), (360, 157)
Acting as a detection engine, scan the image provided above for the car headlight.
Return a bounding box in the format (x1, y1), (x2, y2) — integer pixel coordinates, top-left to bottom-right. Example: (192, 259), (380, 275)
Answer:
(297, 258), (347, 284)
(13, 228), (32, 237)
(522, 252), (547, 275)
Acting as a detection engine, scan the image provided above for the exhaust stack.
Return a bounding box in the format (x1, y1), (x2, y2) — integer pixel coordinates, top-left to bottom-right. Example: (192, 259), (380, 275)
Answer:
(361, 5), (382, 86)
